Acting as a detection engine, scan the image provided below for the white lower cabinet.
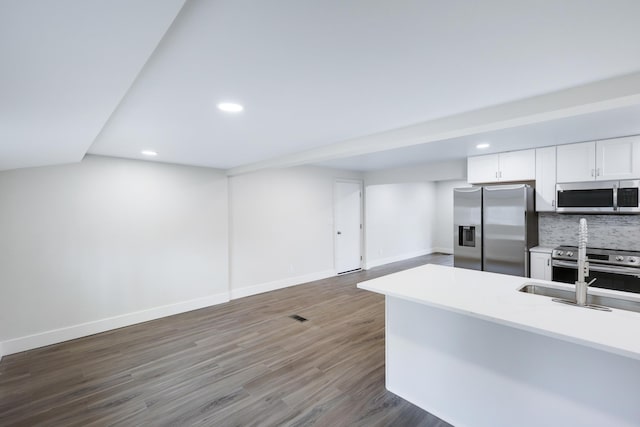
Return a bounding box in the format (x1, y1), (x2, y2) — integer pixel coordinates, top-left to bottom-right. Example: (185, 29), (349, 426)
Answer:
(530, 249), (552, 280)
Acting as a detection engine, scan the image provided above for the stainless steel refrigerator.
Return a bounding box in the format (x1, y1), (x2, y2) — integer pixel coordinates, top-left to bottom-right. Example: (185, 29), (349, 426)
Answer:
(454, 184), (538, 277)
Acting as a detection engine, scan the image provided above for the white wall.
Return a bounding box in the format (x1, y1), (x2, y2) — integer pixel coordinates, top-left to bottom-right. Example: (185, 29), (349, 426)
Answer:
(364, 159), (466, 185)
(229, 166), (362, 298)
(0, 156), (459, 356)
(0, 155), (229, 354)
(433, 180), (472, 253)
(365, 182), (436, 268)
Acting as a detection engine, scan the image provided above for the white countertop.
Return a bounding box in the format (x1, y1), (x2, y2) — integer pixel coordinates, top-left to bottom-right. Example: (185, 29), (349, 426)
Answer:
(529, 246), (554, 254)
(357, 264), (640, 361)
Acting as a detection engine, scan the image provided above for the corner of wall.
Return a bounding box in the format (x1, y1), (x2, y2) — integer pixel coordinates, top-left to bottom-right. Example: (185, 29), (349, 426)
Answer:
(432, 247), (453, 254)
(230, 270), (335, 300)
(365, 248), (434, 270)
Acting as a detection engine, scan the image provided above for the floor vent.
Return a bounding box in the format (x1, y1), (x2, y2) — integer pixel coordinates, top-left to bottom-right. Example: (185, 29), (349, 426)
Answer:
(289, 314), (308, 322)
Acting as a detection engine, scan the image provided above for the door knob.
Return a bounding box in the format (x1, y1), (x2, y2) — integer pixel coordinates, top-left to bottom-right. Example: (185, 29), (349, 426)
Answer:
(337, 231), (342, 235)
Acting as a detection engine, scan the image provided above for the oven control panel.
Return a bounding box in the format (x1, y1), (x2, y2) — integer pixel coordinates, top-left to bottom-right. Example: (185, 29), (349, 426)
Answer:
(552, 246), (640, 267)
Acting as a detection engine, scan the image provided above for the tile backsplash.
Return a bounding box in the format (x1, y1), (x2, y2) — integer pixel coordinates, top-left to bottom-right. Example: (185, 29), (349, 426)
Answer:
(539, 213), (640, 251)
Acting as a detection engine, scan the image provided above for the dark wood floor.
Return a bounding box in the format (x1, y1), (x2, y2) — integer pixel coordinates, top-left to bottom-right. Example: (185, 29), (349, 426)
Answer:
(0, 254), (453, 427)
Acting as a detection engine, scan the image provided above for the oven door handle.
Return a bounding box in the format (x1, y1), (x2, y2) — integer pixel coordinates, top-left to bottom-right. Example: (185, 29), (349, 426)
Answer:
(589, 264), (640, 277)
(552, 260), (640, 277)
(552, 260), (578, 269)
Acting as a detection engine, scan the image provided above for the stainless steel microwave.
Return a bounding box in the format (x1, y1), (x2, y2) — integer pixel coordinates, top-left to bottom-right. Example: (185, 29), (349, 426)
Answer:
(556, 180), (640, 213)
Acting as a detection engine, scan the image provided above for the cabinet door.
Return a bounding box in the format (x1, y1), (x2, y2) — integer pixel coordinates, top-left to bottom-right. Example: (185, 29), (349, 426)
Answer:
(596, 136), (640, 181)
(535, 147), (556, 212)
(499, 149), (535, 181)
(544, 254), (552, 280)
(556, 141), (596, 183)
(467, 154), (499, 184)
(530, 252), (552, 280)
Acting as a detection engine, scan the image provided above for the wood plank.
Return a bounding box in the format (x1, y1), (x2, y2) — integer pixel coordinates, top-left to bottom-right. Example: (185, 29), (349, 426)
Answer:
(0, 253), (453, 426)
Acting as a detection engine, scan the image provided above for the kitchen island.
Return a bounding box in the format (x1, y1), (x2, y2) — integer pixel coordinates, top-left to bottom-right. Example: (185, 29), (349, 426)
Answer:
(357, 264), (640, 427)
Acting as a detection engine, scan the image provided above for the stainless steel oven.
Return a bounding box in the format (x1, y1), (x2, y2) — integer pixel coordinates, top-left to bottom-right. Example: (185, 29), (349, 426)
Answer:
(551, 246), (640, 293)
(556, 180), (640, 213)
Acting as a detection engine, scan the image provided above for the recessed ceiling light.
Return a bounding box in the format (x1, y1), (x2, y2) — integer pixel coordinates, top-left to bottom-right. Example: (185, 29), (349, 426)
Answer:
(141, 150), (158, 156)
(217, 102), (244, 113)
(476, 143), (490, 149)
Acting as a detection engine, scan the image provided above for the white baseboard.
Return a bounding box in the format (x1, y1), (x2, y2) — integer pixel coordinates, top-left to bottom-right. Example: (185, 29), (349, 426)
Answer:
(365, 248), (435, 270)
(230, 269), (335, 300)
(432, 247), (453, 254)
(0, 292), (230, 357)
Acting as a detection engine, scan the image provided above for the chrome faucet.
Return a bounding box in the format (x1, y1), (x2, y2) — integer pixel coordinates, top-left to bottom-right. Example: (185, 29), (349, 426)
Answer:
(550, 218), (606, 311)
(575, 218), (596, 306)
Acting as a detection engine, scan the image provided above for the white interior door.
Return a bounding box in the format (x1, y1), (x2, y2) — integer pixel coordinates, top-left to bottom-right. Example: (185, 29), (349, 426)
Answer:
(334, 180), (362, 274)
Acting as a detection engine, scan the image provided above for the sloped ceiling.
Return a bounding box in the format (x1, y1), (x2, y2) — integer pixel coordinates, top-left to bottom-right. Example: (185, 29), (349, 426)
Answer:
(3, 1), (640, 173)
(0, 0), (185, 171)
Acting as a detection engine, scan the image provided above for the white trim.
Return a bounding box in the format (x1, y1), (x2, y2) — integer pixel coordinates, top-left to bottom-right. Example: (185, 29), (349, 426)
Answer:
(365, 248), (434, 270)
(230, 269), (335, 300)
(432, 247), (453, 254)
(0, 292), (230, 356)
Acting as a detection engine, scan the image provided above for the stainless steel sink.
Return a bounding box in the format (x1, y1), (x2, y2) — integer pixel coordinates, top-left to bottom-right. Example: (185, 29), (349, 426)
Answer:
(518, 283), (640, 314)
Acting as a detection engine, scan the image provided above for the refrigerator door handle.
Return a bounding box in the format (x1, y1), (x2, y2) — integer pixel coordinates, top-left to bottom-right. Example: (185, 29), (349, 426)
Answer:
(484, 184), (528, 191)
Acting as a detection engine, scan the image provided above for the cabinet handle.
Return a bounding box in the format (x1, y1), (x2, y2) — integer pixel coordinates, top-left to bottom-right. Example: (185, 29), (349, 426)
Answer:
(596, 168), (600, 176)
(591, 169), (595, 177)
(495, 171), (498, 178)
(552, 200), (555, 207)
(499, 171), (502, 178)
(547, 259), (550, 266)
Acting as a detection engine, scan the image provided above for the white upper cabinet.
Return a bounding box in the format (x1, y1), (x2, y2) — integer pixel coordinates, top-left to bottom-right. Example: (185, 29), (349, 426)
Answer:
(499, 150), (536, 181)
(467, 149), (535, 184)
(467, 154), (500, 183)
(556, 141), (596, 183)
(557, 136), (640, 183)
(596, 136), (640, 181)
(535, 146), (556, 212)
